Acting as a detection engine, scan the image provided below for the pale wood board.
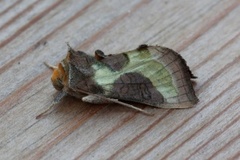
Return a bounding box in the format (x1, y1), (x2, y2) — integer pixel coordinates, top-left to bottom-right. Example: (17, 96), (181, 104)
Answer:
(0, 0), (240, 160)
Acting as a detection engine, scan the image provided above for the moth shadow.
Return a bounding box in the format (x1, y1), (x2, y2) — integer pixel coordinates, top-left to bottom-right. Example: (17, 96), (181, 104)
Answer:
(45, 93), (171, 120)
(51, 95), (104, 118)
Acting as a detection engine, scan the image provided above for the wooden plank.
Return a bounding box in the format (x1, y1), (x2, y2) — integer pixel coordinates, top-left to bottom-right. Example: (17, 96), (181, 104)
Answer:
(0, 0), (239, 159)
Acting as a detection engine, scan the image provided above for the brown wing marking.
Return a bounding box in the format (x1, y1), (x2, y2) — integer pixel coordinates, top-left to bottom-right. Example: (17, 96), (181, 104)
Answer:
(109, 72), (164, 107)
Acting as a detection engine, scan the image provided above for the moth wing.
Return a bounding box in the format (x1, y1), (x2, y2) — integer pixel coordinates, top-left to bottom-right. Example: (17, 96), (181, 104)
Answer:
(93, 45), (198, 108)
(66, 48), (104, 95)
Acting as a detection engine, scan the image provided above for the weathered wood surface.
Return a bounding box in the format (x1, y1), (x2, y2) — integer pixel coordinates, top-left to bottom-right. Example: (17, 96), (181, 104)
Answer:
(0, 0), (240, 159)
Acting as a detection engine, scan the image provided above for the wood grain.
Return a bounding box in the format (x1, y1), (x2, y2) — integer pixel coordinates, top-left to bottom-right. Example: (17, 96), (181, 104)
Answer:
(0, 0), (239, 159)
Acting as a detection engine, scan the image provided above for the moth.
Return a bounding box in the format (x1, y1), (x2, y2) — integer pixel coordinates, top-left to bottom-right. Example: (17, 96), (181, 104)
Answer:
(37, 44), (198, 119)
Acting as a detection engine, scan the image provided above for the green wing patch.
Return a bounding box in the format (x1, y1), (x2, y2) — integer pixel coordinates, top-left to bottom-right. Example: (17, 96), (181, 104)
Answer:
(92, 45), (198, 108)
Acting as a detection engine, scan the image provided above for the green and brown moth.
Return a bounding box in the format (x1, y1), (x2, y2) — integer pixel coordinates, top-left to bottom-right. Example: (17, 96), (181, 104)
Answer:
(37, 44), (198, 119)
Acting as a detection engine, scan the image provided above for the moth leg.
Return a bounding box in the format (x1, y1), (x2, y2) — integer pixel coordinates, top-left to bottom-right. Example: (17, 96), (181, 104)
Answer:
(44, 62), (57, 70)
(82, 95), (113, 104)
(36, 92), (67, 119)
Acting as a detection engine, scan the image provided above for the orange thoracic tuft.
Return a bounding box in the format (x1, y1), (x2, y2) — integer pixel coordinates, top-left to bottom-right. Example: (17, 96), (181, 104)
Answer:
(51, 63), (66, 91)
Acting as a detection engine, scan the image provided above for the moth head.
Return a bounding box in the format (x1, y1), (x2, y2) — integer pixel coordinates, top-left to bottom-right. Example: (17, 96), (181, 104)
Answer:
(51, 63), (66, 91)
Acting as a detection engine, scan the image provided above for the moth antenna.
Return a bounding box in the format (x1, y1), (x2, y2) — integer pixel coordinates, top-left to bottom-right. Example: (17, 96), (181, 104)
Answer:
(66, 42), (70, 49)
(66, 42), (75, 53)
(108, 98), (154, 116)
(36, 103), (56, 119)
(44, 62), (57, 70)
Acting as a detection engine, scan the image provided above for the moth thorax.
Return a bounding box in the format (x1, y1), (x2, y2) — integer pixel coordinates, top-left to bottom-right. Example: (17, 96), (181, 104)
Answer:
(51, 63), (67, 91)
